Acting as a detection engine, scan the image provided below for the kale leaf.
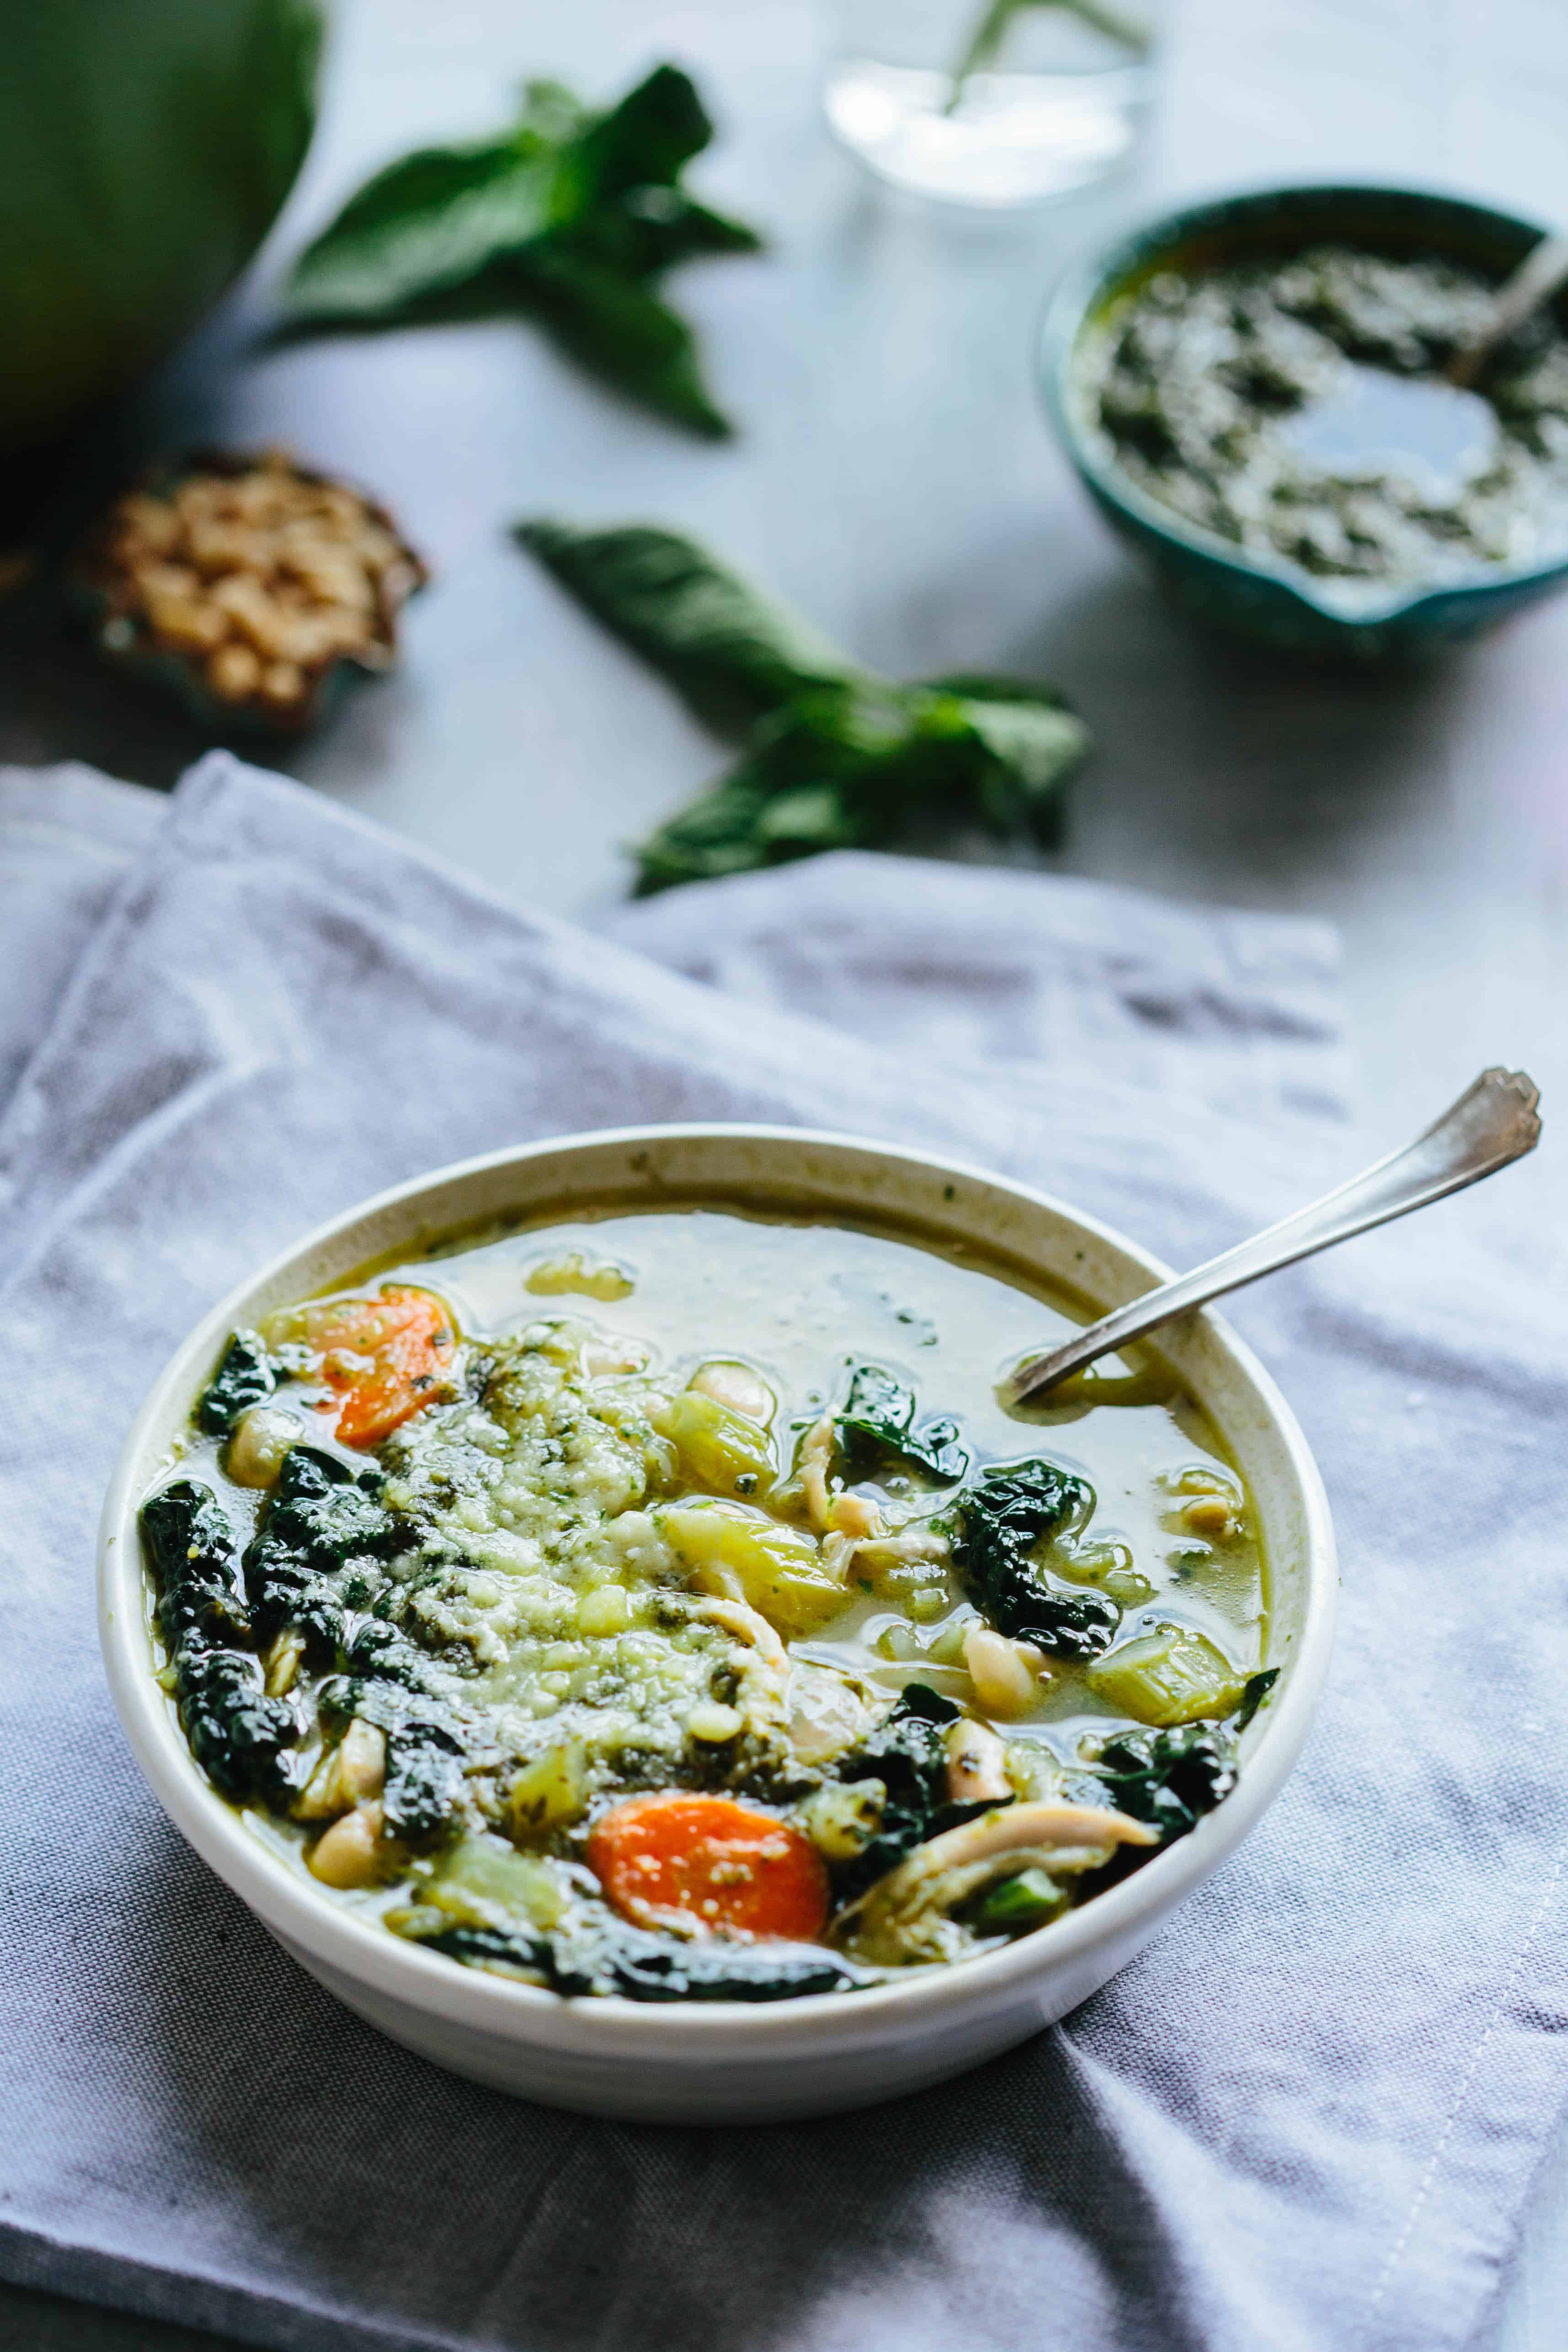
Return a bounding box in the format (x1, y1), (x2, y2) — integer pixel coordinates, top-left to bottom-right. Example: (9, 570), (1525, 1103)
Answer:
(282, 67), (761, 438)
(382, 1723), (468, 1846)
(830, 1680), (1003, 1903)
(1233, 1665), (1280, 1732)
(243, 1444), (400, 1656)
(318, 1654), (470, 1851)
(139, 1482), (298, 1802)
(176, 1648), (299, 1804)
(949, 1459), (1120, 1661)
(195, 1331), (278, 1436)
(242, 1447), (473, 1848)
(835, 1363), (970, 1488)
(1094, 1721), (1239, 1843)
(518, 522), (1090, 894)
(415, 1918), (865, 2002)
(141, 1478), (253, 1652)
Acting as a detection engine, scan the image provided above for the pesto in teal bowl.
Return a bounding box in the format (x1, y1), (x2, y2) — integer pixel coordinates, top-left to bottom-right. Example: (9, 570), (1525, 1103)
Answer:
(1039, 183), (1568, 657)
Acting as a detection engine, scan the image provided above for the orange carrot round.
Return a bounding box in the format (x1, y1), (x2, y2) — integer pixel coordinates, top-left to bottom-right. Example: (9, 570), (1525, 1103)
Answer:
(587, 1792), (829, 1942)
(299, 1287), (456, 1449)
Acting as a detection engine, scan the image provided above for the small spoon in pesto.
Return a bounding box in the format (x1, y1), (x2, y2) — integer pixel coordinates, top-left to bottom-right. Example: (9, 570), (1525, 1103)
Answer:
(1008, 1067), (1541, 1404)
(1445, 232), (1568, 389)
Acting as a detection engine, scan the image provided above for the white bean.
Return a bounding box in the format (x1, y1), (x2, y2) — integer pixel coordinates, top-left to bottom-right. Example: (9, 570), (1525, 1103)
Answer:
(963, 1626), (1040, 1718)
(225, 1406), (302, 1489)
(307, 1801), (384, 1888)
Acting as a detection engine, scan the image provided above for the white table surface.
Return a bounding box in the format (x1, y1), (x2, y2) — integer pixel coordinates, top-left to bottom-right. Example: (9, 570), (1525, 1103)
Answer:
(3, 2), (1565, 2345)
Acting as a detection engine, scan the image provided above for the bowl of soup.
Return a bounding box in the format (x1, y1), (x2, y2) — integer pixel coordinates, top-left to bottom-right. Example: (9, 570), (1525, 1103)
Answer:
(99, 1125), (1335, 2122)
(1039, 182), (1568, 655)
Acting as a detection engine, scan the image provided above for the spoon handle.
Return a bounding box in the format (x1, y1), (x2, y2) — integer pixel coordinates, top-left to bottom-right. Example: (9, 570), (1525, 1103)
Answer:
(1446, 234), (1568, 388)
(1008, 1066), (1541, 1405)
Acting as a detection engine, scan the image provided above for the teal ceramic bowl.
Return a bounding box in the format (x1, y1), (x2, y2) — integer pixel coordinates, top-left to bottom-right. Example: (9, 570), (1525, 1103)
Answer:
(1038, 183), (1568, 657)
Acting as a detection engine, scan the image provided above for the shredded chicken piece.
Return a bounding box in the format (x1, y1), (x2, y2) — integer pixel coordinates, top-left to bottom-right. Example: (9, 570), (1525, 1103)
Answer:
(851, 1530), (951, 1568)
(798, 1414), (835, 1531)
(693, 1597), (789, 1680)
(827, 1492), (883, 1540)
(833, 1800), (1157, 1965)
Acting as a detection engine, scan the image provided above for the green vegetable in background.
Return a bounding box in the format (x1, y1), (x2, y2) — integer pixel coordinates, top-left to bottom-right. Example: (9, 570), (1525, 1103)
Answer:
(948, 0), (1152, 112)
(0, 0), (321, 458)
(518, 521), (1091, 893)
(283, 66), (761, 439)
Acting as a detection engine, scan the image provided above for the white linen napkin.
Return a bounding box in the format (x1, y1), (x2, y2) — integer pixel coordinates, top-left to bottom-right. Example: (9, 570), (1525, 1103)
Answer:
(0, 752), (1563, 2352)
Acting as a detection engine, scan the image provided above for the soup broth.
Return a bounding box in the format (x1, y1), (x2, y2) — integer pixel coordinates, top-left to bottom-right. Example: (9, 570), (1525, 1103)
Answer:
(139, 1205), (1275, 2001)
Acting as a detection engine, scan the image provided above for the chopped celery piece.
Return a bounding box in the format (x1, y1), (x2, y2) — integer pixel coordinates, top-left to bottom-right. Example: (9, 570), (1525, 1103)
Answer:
(1087, 1625), (1244, 1727)
(426, 1834), (565, 1931)
(662, 1387), (777, 1498)
(508, 1739), (588, 1839)
(966, 1868), (1069, 1934)
(659, 1498), (848, 1635)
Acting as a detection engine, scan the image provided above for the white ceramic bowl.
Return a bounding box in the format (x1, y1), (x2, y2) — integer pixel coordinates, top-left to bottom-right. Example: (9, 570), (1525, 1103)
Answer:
(99, 1125), (1336, 2125)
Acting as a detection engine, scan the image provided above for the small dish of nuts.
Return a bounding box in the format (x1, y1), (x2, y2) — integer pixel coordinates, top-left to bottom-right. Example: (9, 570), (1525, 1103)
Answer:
(73, 448), (427, 734)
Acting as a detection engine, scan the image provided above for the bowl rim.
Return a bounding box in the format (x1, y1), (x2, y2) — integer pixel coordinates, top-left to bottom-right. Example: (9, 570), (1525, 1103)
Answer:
(1037, 175), (1568, 629)
(98, 1121), (1337, 2051)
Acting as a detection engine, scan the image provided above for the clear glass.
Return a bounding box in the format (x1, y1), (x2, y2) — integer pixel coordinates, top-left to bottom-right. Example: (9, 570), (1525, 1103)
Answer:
(825, 0), (1165, 208)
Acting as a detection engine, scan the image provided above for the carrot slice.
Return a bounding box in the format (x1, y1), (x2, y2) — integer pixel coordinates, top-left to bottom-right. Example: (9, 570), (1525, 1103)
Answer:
(587, 1792), (829, 1942)
(298, 1286), (456, 1449)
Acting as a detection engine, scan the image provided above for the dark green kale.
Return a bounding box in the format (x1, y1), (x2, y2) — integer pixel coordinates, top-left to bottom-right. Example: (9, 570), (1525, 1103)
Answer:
(1233, 1665), (1280, 1732)
(416, 1918), (865, 2001)
(283, 67), (761, 438)
(835, 1363), (970, 1487)
(176, 1648), (299, 1803)
(139, 1482), (298, 1802)
(243, 1444), (400, 1656)
(381, 1723), (467, 1845)
(317, 1670), (469, 1850)
(830, 1681), (1003, 1903)
(141, 1478), (253, 1652)
(517, 522), (1091, 894)
(949, 1460), (1120, 1661)
(195, 1331), (278, 1436)
(1095, 1722), (1237, 1844)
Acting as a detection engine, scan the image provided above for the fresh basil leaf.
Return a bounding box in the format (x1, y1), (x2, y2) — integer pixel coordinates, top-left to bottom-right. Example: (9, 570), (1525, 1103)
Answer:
(509, 246), (731, 438)
(572, 61), (715, 199)
(927, 673), (1092, 846)
(519, 520), (1091, 892)
(281, 64), (760, 437)
(573, 186), (763, 282)
(517, 77), (593, 152)
(624, 673), (1088, 893)
(283, 139), (555, 325)
(517, 522), (854, 736)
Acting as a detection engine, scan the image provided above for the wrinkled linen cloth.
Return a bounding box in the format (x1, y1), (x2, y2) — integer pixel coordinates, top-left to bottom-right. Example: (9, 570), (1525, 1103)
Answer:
(0, 752), (1564, 2352)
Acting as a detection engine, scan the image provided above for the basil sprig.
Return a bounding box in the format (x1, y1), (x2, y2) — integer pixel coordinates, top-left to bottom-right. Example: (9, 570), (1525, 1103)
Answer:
(282, 66), (760, 438)
(518, 520), (1091, 893)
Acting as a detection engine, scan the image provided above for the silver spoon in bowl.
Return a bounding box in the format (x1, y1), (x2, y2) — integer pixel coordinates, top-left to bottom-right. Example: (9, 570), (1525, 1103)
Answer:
(1007, 1066), (1541, 1406)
